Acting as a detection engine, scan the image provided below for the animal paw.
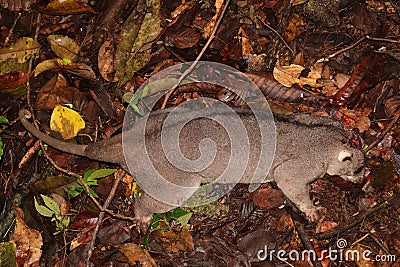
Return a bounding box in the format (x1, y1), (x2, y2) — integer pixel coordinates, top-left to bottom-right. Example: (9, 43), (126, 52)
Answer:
(134, 207), (153, 233)
(303, 206), (325, 222)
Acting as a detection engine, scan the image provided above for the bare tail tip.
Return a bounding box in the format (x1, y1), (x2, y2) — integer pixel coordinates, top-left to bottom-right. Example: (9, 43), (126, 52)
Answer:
(19, 109), (32, 120)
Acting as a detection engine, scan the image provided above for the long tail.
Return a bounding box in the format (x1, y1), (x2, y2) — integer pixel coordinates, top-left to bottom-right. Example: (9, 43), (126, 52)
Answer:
(19, 109), (88, 157)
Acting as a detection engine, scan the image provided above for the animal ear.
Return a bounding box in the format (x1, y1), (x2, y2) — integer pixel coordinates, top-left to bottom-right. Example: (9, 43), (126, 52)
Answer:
(338, 150), (352, 162)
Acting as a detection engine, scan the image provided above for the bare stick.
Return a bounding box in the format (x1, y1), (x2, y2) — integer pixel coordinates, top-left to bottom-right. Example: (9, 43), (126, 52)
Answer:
(3, 13), (21, 46)
(160, 0), (231, 109)
(257, 16), (295, 57)
(323, 35), (400, 61)
(366, 111), (400, 152)
(86, 171), (126, 267)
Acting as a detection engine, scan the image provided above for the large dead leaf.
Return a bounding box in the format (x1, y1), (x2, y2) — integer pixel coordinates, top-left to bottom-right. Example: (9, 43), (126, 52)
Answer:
(0, 71), (27, 90)
(115, 0), (163, 85)
(42, 0), (94, 15)
(47, 35), (80, 61)
(118, 243), (157, 267)
(156, 228), (194, 253)
(34, 58), (96, 79)
(13, 205), (43, 266)
(98, 38), (118, 82)
(165, 27), (200, 49)
(36, 73), (83, 110)
(273, 64), (322, 88)
(0, 37), (40, 63)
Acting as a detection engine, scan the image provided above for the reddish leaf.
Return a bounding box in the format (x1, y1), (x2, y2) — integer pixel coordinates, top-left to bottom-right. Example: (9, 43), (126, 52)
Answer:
(0, 71), (27, 90)
(13, 206), (43, 266)
(252, 188), (285, 209)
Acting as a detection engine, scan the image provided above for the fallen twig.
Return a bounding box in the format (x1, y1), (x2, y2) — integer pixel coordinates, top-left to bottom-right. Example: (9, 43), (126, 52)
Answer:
(86, 171), (126, 267)
(316, 194), (400, 240)
(160, 0), (231, 109)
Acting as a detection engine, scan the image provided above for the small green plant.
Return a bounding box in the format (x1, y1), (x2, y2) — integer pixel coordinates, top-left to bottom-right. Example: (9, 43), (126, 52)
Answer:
(68, 168), (118, 198)
(0, 116), (10, 160)
(34, 194), (70, 235)
(143, 208), (192, 247)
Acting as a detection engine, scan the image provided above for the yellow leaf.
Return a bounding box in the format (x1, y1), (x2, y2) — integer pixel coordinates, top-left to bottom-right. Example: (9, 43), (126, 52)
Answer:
(50, 105), (85, 139)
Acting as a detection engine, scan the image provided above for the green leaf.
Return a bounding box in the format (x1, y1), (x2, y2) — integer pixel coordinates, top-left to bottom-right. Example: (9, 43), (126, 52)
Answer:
(68, 186), (83, 198)
(34, 196), (55, 217)
(86, 169), (118, 181)
(40, 194), (60, 214)
(83, 169), (96, 180)
(0, 116), (9, 124)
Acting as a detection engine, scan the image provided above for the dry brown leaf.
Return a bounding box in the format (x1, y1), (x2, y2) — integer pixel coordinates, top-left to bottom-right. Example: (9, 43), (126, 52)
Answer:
(13, 206), (43, 266)
(276, 213), (294, 232)
(290, 0), (307, 5)
(118, 243), (157, 267)
(47, 35), (80, 61)
(36, 73), (83, 110)
(273, 64), (304, 87)
(274, 64), (323, 88)
(98, 39), (118, 82)
(252, 188), (285, 209)
(333, 73), (351, 89)
(203, 0), (223, 38)
(165, 27), (200, 49)
(33, 59), (60, 77)
(43, 0), (94, 15)
(0, 37), (40, 63)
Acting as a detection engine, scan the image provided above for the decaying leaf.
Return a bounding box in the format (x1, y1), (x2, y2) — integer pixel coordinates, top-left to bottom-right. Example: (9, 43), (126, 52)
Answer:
(36, 73), (83, 110)
(273, 64), (322, 88)
(165, 27), (200, 49)
(98, 38), (118, 82)
(47, 35), (80, 61)
(156, 228), (195, 253)
(50, 105), (85, 139)
(0, 71), (27, 90)
(118, 243), (157, 267)
(115, 0), (163, 85)
(252, 188), (285, 209)
(33, 59), (60, 77)
(34, 58), (96, 79)
(42, 0), (94, 15)
(0, 37), (40, 63)
(13, 206), (43, 266)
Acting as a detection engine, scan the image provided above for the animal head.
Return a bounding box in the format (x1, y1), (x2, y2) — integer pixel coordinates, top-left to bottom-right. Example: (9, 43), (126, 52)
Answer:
(326, 146), (365, 183)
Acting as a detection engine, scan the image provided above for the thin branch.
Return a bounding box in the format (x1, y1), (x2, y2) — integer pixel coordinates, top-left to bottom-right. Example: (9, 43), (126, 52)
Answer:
(86, 171), (126, 267)
(322, 35), (400, 61)
(366, 111), (400, 152)
(257, 16), (295, 57)
(160, 0), (231, 109)
(3, 12), (21, 46)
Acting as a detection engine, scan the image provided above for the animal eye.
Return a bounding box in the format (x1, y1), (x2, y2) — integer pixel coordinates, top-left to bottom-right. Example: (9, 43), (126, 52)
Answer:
(341, 155), (352, 162)
(354, 166), (364, 174)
